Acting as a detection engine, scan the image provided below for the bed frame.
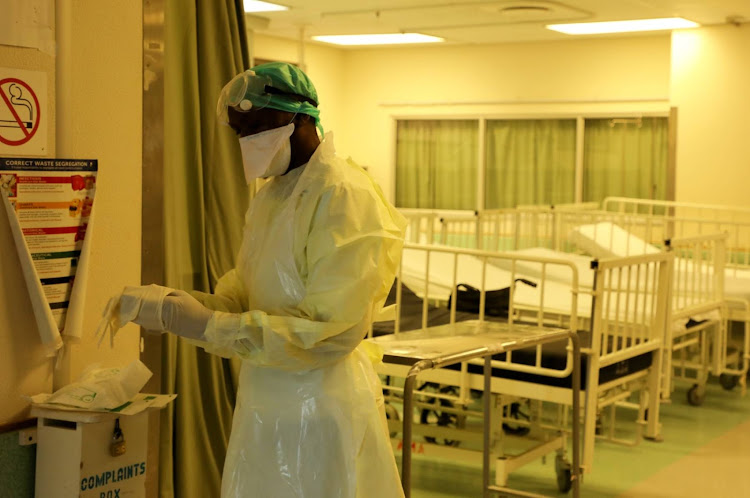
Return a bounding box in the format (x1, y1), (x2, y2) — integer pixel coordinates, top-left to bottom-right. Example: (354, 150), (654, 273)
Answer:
(434, 203), (748, 400)
(374, 242), (670, 493)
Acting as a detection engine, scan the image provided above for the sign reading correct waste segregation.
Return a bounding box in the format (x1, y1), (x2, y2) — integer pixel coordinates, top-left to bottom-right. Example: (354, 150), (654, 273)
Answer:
(0, 68), (47, 155)
(1, 157), (97, 353)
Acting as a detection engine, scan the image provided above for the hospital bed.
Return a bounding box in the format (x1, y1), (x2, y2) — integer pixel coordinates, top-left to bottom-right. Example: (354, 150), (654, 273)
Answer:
(373, 243), (670, 494)
(600, 197), (750, 391)
(563, 217), (732, 403)
(371, 320), (582, 498)
(439, 206), (748, 401)
(557, 207), (749, 398)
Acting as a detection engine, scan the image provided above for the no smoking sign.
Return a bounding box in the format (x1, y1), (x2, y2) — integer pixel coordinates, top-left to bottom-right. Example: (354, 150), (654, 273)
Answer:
(0, 68), (47, 155)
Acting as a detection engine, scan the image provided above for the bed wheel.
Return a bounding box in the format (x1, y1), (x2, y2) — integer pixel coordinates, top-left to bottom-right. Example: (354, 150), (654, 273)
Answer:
(384, 403), (400, 438)
(687, 384), (705, 406)
(555, 455), (572, 493)
(719, 373), (739, 391)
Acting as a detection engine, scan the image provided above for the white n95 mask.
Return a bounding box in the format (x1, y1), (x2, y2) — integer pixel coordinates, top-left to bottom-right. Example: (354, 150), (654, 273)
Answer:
(239, 123), (295, 184)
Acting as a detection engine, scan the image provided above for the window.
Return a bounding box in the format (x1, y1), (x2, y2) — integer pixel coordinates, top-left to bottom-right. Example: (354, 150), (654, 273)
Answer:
(394, 115), (670, 210)
(395, 120), (477, 210)
(583, 117), (668, 203)
(485, 119), (576, 209)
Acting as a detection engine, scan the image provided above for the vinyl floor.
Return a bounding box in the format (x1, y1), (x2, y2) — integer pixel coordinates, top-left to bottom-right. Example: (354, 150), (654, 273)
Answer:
(404, 380), (750, 498)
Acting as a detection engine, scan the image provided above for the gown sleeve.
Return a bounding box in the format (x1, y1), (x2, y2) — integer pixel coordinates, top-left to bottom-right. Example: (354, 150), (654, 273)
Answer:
(201, 181), (406, 370)
(189, 269), (247, 314)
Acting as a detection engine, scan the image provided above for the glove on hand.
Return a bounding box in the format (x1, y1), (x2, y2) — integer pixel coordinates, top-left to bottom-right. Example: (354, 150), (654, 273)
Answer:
(96, 284), (174, 346)
(96, 285), (213, 346)
(160, 290), (213, 341)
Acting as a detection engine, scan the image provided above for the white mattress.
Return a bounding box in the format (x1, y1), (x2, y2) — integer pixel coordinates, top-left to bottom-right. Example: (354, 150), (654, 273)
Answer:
(568, 221), (660, 258)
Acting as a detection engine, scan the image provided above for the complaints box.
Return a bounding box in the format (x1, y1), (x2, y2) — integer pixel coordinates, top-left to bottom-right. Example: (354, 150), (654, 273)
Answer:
(32, 407), (150, 498)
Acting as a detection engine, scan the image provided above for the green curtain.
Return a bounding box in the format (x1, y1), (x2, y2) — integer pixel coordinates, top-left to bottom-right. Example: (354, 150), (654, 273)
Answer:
(160, 1), (249, 497)
(485, 119), (576, 209)
(395, 120), (478, 210)
(583, 117), (669, 204)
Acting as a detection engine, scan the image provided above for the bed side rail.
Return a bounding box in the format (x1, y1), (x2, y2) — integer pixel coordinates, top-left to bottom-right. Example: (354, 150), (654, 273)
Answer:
(555, 209), (670, 256)
(667, 233), (727, 319)
(398, 209), (453, 244)
(601, 198), (750, 269)
(666, 218), (750, 273)
(723, 298), (750, 391)
(440, 208), (558, 252)
(393, 243), (582, 378)
(603, 197), (750, 223)
(436, 213), (482, 249)
(590, 252), (672, 366)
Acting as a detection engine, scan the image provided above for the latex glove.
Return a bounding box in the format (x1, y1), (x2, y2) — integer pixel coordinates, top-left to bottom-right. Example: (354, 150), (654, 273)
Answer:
(161, 290), (214, 341)
(96, 284), (174, 347)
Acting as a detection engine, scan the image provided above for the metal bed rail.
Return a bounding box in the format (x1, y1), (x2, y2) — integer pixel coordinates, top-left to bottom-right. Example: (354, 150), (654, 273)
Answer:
(396, 243), (582, 336)
(439, 209), (560, 252)
(553, 211), (731, 403)
(602, 197), (750, 271)
(399, 208), (476, 245)
(724, 298), (750, 395)
(381, 326), (582, 498)
(379, 244), (671, 492)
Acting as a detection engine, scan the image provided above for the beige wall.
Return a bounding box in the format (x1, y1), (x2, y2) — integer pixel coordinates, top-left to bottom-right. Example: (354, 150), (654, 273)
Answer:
(56, 0), (143, 385)
(338, 35), (673, 199)
(0, 0), (142, 426)
(671, 24), (750, 207)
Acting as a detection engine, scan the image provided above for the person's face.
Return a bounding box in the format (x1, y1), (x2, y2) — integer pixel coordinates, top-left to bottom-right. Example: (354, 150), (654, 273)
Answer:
(227, 106), (295, 138)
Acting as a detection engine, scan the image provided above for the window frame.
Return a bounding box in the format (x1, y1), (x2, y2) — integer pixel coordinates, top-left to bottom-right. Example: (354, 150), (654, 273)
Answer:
(391, 109), (675, 212)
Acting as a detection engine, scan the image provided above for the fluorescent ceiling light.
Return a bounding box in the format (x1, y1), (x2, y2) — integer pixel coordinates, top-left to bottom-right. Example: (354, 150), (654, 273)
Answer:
(243, 0), (287, 13)
(547, 17), (699, 35)
(312, 33), (444, 46)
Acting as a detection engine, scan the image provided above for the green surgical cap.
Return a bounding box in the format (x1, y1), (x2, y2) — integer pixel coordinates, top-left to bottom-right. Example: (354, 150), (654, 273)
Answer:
(252, 62), (323, 135)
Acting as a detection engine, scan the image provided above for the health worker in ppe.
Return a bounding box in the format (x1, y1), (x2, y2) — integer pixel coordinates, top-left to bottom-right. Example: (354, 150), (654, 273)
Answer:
(97, 62), (407, 498)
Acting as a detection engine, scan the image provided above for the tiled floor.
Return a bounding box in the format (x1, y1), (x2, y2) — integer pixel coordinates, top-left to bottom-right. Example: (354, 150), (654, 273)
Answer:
(404, 381), (750, 497)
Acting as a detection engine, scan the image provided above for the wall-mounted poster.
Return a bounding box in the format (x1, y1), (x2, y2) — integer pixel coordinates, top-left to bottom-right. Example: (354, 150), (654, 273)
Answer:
(1, 157), (97, 355)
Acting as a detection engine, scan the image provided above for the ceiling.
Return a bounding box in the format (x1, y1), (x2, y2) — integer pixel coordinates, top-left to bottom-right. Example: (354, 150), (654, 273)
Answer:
(249, 0), (750, 46)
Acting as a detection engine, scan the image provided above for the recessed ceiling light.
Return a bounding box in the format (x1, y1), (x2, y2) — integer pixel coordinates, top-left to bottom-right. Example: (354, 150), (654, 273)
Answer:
(312, 33), (444, 46)
(243, 0), (288, 13)
(547, 17), (699, 35)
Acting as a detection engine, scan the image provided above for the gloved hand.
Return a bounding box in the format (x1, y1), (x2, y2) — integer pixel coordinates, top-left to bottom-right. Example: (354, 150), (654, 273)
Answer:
(96, 284), (175, 346)
(96, 285), (213, 346)
(160, 290), (214, 341)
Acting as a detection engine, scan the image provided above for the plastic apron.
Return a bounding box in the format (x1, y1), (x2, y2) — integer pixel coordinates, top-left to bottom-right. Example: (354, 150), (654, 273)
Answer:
(199, 133), (406, 498)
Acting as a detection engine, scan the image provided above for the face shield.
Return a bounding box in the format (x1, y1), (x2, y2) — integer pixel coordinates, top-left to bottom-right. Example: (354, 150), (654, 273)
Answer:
(216, 70), (276, 126)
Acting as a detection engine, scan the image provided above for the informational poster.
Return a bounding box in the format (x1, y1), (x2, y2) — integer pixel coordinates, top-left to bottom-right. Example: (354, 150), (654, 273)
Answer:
(1, 157), (97, 347)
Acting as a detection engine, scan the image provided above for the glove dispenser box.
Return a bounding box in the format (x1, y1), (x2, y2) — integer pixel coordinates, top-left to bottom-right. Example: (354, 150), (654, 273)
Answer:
(32, 408), (150, 498)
